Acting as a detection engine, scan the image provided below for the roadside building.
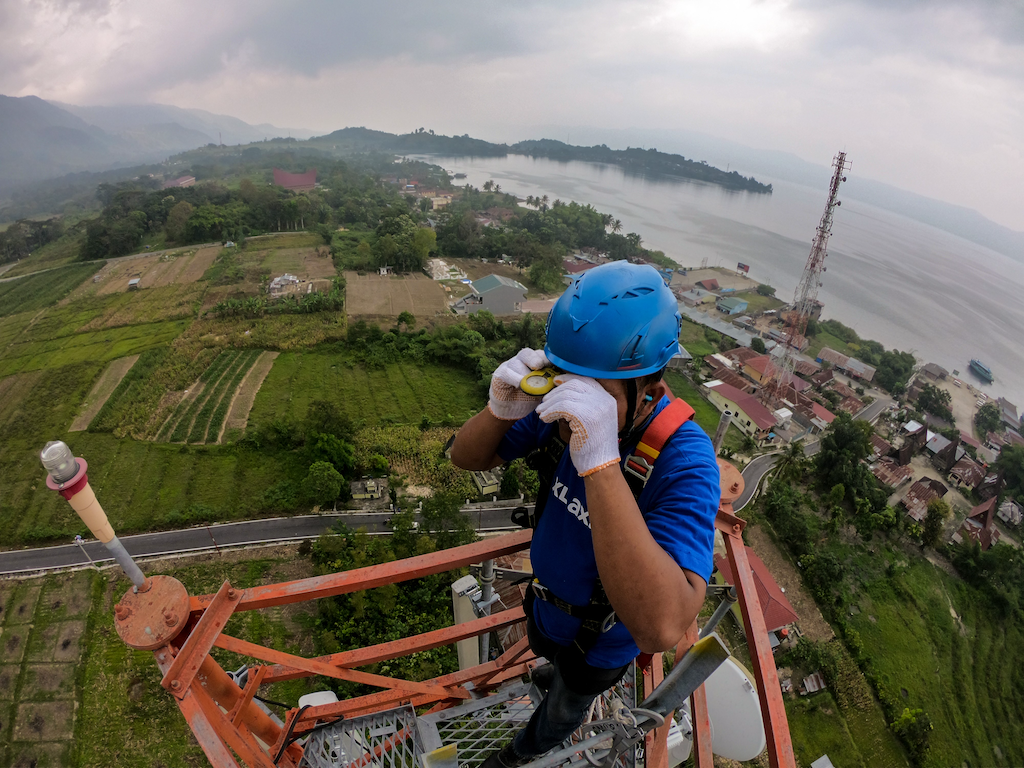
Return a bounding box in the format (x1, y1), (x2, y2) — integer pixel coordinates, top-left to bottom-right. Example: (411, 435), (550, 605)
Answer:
(714, 547), (798, 633)
(949, 457), (986, 492)
(678, 288), (714, 307)
(953, 497), (1001, 550)
(723, 346), (762, 367)
(425, 258), (467, 281)
(959, 431), (982, 452)
(901, 477), (949, 522)
(451, 274), (528, 316)
(794, 359), (823, 378)
(272, 168), (317, 191)
(977, 471), (1005, 501)
(695, 278), (720, 292)
(268, 273), (301, 297)
(127, 278), (141, 291)
(997, 397), (1020, 431)
(665, 349), (693, 374)
(703, 380), (777, 442)
(162, 175), (196, 189)
(472, 470), (500, 497)
(921, 362), (949, 381)
(997, 499), (1023, 527)
(793, 401), (835, 436)
(816, 347), (876, 382)
(716, 296), (749, 315)
(743, 355), (810, 394)
(870, 457), (914, 490)
(809, 369), (834, 389)
(868, 434), (894, 462)
(351, 478), (385, 500)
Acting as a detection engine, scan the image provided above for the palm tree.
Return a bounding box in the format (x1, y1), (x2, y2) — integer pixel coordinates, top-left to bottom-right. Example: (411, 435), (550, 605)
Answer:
(626, 232), (642, 248)
(612, 218), (623, 233)
(483, 180), (494, 192)
(494, 184), (501, 193)
(541, 195), (549, 206)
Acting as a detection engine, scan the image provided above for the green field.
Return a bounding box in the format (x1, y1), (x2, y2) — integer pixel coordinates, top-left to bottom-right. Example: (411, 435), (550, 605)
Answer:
(732, 289), (786, 314)
(663, 370), (749, 455)
(1, 232), (86, 278)
(249, 350), (487, 428)
(0, 319), (190, 378)
(678, 316), (716, 358)
(0, 262), (99, 318)
(848, 558), (1024, 767)
(1, 553), (324, 767)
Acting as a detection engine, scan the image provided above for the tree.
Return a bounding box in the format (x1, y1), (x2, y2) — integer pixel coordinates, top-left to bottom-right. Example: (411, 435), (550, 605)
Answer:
(611, 218), (622, 233)
(916, 383), (953, 423)
(923, 498), (949, 548)
(304, 461), (343, 507)
(396, 311), (416, 331)
(420, 492), (476, 550)
(890, 707), (932, 765)
(165, 201), (194, 242)
(994, 444), (1024, 495)
(756, 283), (776, 296)
(975, 401), (1002, 436)
(412, 226), (436, 263)
(315, 223), (334, 245)
(750, 337), (766, 354)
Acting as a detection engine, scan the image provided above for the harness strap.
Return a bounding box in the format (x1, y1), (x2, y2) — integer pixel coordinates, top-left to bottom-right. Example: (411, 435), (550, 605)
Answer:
(521, 397), (698, 657)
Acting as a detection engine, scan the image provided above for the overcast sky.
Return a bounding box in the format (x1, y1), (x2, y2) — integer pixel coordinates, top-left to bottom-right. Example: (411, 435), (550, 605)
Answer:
(4, 0), (1023, 230)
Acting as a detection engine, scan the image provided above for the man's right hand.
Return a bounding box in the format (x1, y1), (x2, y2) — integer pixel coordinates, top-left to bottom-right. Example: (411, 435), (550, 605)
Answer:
(488, 348), (551, 421)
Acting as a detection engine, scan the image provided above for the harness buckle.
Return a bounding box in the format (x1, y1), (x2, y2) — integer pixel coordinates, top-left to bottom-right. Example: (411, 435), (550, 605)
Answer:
(530, 580), (550, 602)
(601, 611), (618, 633)
(623, 454), (654, 485)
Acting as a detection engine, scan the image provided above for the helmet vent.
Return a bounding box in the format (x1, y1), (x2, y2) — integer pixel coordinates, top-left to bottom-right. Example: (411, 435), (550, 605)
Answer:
(620, 287), (654, 298)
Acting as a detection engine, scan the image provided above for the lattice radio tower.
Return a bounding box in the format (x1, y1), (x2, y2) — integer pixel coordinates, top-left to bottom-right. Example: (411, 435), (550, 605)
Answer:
(762, 151), (849, 407)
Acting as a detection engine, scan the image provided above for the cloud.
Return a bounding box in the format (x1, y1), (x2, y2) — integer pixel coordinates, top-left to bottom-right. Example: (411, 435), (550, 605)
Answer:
(2, 0), (1024, 229)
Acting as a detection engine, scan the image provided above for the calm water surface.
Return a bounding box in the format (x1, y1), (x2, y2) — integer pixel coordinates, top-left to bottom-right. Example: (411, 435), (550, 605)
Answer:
(417, 154), (1024, 408)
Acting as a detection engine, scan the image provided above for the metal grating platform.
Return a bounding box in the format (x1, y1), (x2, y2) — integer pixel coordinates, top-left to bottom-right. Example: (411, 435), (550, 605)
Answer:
(300, 705), (422, 768)
(295, 663), (640, 768)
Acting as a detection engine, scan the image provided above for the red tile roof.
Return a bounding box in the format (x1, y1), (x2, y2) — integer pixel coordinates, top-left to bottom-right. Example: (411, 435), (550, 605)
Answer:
(715, 548), (799, 632)
(707, 381), (777, 431)
(696, 278), (720, 291)
(273, 168), (317, 190)
(959, 431), (982, 450)
(960, 497), (1001, 550)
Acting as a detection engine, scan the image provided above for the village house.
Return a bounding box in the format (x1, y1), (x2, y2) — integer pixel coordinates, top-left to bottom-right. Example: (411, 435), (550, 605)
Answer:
(997, 498), (1023, 527)
(868, 434), (894, 462)
(695, 278), (720, 292)
(901, 477), (949, 522)
(816, 347), (876, 382)
(948, 456), (986, 492)
(953, 497), (1001, 550)
(451, 274), (528, 316)
(997, 397), (1021, 431)
(714, 547), (799, 633)
(272, 168), (317, 191)
(870, 457), (914, 490)
(161, 175), (196, 189)
(716, 296), (749, 315)
(920, 362), (949, 381)
(703, 380), (777, 442)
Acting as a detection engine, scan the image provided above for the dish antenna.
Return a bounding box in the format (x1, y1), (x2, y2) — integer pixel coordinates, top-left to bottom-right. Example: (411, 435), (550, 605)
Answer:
(665, 634), (768, 765)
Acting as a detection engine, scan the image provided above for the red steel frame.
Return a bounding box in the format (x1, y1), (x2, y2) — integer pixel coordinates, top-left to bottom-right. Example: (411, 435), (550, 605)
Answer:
(111, 468), (795, 768)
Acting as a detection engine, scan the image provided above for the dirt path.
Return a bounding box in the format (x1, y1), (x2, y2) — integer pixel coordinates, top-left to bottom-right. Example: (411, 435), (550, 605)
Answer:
(155, 380), (206, 441)
(69, 355), (140, 431)
(744, 524), (835, 642)
(218, 351), (278, 442)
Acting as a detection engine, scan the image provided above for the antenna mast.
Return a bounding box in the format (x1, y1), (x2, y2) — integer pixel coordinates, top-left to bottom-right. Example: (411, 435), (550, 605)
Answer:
(762, 151), (849, 407)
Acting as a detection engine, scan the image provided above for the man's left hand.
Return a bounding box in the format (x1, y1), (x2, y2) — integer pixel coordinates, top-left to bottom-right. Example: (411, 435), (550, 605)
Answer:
(536, 375), (619, 476)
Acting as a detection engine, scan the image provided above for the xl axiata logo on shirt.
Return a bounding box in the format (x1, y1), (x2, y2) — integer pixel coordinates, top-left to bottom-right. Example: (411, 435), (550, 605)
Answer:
(551, 476), (591, 529)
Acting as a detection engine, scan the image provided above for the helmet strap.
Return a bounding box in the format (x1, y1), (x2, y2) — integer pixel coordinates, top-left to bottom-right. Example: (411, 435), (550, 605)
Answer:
(618, 379), (640, 443)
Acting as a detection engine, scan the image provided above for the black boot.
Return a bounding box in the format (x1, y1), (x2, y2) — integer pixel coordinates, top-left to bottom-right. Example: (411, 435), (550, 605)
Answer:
(479, 741), (532, 768)
(531, 663), (555, 693)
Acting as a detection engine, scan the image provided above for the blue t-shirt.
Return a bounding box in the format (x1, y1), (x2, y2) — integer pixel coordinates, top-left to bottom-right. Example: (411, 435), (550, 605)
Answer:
(497, 396), (720, 668)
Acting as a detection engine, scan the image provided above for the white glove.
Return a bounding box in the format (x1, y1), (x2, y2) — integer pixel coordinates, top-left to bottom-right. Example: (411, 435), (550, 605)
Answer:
(488, 348), (552, 421)
(536, 374), (620, 476)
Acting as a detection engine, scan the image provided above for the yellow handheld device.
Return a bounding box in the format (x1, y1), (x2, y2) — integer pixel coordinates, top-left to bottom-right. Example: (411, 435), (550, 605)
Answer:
(520, 367), (559, 396)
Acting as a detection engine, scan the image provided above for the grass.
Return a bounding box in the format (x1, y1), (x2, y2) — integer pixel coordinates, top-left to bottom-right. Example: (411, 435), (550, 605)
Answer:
(732, 289), (786, 314)
(169, 350), (242, 442)
(0, 262), (100, 318)
(248, 350), (487, 428)
(846, 557), (1024, 767)
(664, 370), (722, 435)
(678, 317), (716, 358)
(0, 551), (323, 766)
(0, 319), (190, 379)
(787, 692), (868, 767)
(806, 330), (855, 361)
(1, 232), (87, 278)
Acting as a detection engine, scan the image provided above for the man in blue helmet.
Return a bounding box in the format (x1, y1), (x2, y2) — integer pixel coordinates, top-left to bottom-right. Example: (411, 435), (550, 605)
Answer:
(450, 261), (720, 768)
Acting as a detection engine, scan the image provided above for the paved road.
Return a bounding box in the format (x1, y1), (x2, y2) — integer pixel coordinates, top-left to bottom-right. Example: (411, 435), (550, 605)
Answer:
(0, 506), (525, 575)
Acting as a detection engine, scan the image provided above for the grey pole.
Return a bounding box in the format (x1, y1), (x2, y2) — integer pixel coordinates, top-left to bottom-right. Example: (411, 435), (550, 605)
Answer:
(74, 535), (99, 570)
(479, 559), (495, 663)
(699, 586), (738, 639)
(712, 410), (734, 454)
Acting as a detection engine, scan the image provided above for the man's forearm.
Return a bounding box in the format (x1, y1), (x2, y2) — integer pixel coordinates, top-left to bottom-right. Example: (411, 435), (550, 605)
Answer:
(449, 408), (516, 470)
(584, 467), (706, 653)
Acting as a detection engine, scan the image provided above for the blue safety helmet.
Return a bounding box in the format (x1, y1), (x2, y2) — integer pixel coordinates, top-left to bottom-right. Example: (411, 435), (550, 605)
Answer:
(545, 261), (681, 379)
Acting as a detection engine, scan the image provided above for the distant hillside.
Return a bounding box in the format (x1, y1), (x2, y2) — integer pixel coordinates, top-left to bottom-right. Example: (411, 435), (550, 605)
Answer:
(309, 128), (770, 192)
(0, 95), (117, 189)
(0, 95), (311, 197)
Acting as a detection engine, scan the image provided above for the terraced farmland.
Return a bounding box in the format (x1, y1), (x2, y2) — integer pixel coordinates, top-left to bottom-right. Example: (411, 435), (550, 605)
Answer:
(157, 349), (262, 444)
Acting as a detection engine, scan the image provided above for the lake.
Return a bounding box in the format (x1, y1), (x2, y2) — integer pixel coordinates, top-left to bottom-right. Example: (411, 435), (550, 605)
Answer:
(414, 154), (1024, 410)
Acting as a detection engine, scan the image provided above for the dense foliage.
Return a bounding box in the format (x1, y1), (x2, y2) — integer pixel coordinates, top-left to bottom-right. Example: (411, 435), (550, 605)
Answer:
(915, 384), (953, 424)
(816, 318), (916, 394)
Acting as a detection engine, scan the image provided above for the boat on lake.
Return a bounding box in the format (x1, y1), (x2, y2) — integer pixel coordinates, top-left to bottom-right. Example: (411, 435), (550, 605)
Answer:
(969, 358), (994, 383)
